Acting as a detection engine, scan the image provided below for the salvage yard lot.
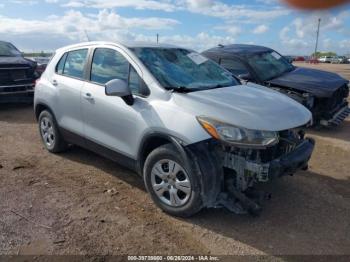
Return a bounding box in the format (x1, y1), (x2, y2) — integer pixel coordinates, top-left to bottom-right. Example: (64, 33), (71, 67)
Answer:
(0, 63), (349, 256)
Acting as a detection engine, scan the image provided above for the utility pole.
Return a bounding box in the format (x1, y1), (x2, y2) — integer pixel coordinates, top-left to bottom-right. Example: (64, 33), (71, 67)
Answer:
(156, 33), (159, 44)
(314, 18), (321, 58)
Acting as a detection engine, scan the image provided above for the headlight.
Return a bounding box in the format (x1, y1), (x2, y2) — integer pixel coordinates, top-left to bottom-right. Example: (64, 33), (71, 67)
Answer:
(197, 116), (279, 148)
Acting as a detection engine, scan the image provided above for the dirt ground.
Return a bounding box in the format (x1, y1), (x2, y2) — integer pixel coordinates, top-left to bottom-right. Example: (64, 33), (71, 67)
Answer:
(0, 63), (349, 257)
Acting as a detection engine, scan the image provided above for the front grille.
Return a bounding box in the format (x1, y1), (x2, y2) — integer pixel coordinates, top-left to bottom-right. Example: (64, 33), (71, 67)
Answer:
(326, 84), (349, 111)
(259, 130), (301, 163)
(0, 68), (31, 85)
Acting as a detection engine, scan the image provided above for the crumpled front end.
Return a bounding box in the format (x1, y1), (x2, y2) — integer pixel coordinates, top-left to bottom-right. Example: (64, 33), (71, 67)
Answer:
(186, 129), (315, 215)
(0, 64), (37, 103)
(317, 83), (350, 126)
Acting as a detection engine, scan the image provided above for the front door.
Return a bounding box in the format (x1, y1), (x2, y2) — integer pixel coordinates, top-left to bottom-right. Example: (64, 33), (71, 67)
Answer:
(81, 47), (147, 159)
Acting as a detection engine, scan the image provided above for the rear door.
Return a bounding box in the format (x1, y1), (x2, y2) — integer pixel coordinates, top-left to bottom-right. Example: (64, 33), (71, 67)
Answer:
(53, 48), (89, 137)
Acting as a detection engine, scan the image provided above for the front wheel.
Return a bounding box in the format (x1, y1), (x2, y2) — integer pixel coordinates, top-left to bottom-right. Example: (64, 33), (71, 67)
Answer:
(143, 144), (203, 217)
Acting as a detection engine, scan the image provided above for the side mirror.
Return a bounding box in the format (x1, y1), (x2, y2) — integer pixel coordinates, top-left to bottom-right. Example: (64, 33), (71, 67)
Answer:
(105, 79), (134, 105)
(238, 73), (252, 81)
(105, 79), (131, 97)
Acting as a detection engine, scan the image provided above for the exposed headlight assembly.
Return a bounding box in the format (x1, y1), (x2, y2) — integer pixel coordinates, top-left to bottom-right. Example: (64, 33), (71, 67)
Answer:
(197, 116), (279, 148)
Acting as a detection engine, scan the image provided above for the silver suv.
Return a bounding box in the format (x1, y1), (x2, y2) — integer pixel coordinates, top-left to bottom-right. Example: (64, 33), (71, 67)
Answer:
(34, 41), (315, 217)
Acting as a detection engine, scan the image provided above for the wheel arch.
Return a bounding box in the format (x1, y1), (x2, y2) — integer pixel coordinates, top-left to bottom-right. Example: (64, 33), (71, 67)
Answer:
(137, 132), (188, 175)
(35, 102), (55, 121)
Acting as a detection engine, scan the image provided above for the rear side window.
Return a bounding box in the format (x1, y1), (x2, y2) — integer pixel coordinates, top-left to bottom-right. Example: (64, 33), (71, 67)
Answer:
(90, 48), (129, 84)
(61, 49), (88, 79)
(220, 58), (249, 76)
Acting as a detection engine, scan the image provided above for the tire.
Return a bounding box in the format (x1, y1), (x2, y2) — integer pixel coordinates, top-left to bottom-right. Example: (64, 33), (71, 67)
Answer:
(38, 110), (68, 153)
(143, 144), (203, 217)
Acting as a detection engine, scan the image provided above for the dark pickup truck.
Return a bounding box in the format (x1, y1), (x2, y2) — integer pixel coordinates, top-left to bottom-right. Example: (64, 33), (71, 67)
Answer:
(0, 41), (38, 103)
(203, 44), (350, 127)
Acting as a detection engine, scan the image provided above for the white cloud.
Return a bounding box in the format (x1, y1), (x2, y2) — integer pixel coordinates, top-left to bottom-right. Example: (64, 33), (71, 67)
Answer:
(62, 0), (176, 11)
(291, 11), (349, 40)
(0, 9), (179, 37)
(61, 0), (290, 22)
(252, 24), (269, 34)
(45, 0), (59, 3)
(134, 32), (235, 51)
(339, 39), (350, 49)
(215, 25), (241, 36)
(179, 0), (290, 22)
(9, 0), (38, 5)
(62, 1), (85, 8)
(278, 26), (309, 54)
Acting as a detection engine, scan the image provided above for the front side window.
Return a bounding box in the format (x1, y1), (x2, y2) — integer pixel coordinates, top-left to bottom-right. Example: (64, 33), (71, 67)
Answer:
(62, 49), (88, 79)
(220, 58), (249, 76)
(131, 47), (238, 92)
(247, 51), (294, 81)
(90, 48), (129, 84)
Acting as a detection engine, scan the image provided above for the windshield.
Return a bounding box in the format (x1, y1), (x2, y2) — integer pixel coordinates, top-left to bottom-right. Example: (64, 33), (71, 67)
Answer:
(0, 42), (22, 57)
(131, 47), (238, 91)
(247, 51), (294, 81)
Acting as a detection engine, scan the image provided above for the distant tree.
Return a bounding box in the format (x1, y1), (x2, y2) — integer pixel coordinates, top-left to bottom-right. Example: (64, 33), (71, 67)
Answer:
(23, 52), (53, 57)
(311, 51), (337, 58)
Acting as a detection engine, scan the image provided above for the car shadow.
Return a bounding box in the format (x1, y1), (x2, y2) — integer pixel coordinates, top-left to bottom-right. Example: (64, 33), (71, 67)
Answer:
(58, 145), (350, 254)
(60, 145), (145, 192)
(307, 119), (350, 142)
(183, 170), (350, 254)
(0, 104), (35, 124)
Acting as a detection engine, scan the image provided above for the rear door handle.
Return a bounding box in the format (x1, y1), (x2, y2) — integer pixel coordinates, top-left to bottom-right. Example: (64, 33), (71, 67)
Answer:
(52, 79), (58, 86)
(83, 93), (94, 101)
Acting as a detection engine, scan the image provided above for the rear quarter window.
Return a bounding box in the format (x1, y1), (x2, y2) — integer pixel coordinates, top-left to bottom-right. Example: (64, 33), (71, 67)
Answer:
(55, 53), (67, 75)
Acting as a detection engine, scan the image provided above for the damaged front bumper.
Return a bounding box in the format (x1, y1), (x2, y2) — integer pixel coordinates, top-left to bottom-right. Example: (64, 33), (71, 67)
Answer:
(0, 84), (34, 103)
(186, 133), (315, 215)
(223, 138), (315, 182)
(320, 103), (350, 127)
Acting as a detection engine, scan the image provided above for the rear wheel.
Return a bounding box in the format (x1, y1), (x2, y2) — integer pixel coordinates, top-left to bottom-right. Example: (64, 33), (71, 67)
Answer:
(143, 144), (202, 217)
(38, 110), (68, 153)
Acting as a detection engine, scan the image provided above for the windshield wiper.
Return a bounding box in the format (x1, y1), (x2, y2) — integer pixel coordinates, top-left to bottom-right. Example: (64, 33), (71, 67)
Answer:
(165, 86), (199, 93)
(206, 84), (230, 90)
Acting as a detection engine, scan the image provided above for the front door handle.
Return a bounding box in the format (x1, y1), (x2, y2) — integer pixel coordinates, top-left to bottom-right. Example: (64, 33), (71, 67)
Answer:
(52, 79), (58, 86)
(83, 93), (94, 101)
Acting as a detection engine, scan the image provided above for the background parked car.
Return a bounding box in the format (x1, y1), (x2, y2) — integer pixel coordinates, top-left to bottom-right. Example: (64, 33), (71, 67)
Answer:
(28, 57), (50, 76)
(202, 44), (350, 127)
(0, 41), (38, 103)
(331, 56), (348, 64)
(294, 56), (305, 62)
(318, 56), (334, 63)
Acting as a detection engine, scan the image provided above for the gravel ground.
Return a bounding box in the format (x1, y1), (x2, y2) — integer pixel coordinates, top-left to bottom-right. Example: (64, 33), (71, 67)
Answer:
(0, 63), (349, 257)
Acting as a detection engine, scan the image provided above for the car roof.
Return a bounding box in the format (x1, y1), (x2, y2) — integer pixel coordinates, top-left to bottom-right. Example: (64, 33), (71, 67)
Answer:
(203, 44), (273, 57)
(56, 41), (183, 53)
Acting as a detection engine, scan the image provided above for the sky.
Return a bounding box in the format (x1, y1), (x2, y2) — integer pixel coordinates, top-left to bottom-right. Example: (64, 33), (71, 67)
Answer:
(0, 0), (349, 55)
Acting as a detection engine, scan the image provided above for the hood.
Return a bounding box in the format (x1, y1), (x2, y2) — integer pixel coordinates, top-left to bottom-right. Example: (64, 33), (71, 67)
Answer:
(173, 84), (311, 132)
(0, 56), (36, 68)
(266, 67), (348, 97)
